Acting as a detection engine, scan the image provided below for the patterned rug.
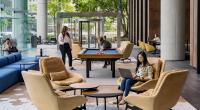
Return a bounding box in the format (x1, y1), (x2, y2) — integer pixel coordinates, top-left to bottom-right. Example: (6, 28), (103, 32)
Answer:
(0, 83), (197, 110)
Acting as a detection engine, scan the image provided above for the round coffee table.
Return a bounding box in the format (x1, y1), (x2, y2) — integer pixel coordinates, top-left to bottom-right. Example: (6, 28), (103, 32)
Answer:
(82, 85), (123, 110)
(70, 83), (99, 95)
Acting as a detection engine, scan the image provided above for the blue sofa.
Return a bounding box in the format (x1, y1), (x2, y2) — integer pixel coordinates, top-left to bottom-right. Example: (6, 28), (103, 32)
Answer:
(0, 52), (39, 93)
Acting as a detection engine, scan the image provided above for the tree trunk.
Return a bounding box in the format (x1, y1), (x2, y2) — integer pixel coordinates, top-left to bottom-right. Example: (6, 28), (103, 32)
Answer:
(53, 15), (56, 38)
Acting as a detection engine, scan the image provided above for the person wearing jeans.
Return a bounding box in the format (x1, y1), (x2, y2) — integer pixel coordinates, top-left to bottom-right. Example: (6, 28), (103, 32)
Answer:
(116, 51), (153, 105)
(120, 78), (138, 97)
(58, 26), (75, 70)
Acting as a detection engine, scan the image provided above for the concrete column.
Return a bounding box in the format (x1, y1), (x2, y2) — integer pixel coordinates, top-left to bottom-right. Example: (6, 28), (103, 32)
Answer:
(161, 0), (185, 60)
(37, 0), (47, 42)
(12, 0), (28, 50)
(190, 0), (198, 67)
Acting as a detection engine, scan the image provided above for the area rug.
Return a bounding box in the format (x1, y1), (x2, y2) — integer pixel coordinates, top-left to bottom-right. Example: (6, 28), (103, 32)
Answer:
(0, 84), (196, 110)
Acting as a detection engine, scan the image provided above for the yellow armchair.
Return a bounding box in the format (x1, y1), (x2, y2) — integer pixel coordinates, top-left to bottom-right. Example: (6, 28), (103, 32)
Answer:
(145, 43), (156, 52)
(39, 57), (85, 90)
(116, 57), (166, 92)
(138, 41), (146, 50)
(22, 71), (87, 110)
(118, 41), (134, 62)
(125, 70), (188, 110)
(72, 42), (82, 60)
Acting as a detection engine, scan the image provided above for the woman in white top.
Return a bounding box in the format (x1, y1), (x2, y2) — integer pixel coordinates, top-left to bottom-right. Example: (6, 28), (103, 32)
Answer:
(116, 51), (153, 104)
(58, 26), (75, 70)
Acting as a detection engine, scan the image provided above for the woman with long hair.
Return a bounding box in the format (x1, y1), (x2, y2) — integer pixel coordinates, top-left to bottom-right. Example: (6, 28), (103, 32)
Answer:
(58, 26), (75, 70)
(117, 51), (153, 104)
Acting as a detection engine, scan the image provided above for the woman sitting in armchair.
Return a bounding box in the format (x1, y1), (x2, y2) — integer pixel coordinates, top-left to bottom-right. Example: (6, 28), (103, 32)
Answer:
(116, 51), (153, 104)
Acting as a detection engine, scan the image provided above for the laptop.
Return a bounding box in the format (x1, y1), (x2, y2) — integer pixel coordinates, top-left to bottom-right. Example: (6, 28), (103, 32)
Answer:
(118, 68), (133, 79)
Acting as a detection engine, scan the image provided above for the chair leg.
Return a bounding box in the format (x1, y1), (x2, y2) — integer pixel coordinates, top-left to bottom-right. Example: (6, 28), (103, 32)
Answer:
(125, 103), (128, 110)
(125, 103), (142, 110)
(83, 104), (86, 110)
(81, 60), (84, 64)
(73, 104), (86, 110)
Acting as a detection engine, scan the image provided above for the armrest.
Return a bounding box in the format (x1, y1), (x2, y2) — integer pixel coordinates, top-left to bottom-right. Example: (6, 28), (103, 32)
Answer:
(27, 70), (42, 74)
(28, 70), (41, 72)
(131, 79), (158, 91)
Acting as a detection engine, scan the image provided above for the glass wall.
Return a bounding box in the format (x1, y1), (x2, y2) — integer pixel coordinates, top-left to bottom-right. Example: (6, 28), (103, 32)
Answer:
(0, 0), (34, 56)
(0, 0), (12, 56)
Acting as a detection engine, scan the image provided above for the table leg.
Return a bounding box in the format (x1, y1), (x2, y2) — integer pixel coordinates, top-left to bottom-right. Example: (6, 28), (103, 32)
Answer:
(104, 98), (106, 110)
(116, 96), (119, 109)
(111, 61), (113, 71)
(111, 61), (115, 78)
(96, 98), (98, 106)
(89, 61), (92, 71)
(86, 60), (89, 78)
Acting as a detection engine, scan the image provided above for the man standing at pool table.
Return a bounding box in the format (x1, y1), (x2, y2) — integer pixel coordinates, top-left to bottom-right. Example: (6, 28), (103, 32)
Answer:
(99, 36), (112, 68)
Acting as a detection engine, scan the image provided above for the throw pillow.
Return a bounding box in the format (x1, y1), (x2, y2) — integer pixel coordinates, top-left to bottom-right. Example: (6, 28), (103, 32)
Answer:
(50, 71), (69, 81)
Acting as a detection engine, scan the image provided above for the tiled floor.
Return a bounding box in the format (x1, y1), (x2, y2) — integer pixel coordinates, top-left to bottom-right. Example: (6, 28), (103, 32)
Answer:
(165, 61), (200, 110)
(0, 83), (196, 110)
(22, 45), (200, 109)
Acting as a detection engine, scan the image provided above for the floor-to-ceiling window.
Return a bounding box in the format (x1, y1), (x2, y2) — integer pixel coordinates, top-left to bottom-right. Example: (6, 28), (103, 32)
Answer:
(0, 0), (12, 55)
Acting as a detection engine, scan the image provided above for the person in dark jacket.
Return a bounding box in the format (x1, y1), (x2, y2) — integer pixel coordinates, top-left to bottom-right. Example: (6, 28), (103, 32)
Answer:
(99, 36), (112, 68)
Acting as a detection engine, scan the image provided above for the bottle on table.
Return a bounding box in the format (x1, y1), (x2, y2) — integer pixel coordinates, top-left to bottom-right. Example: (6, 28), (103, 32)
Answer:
(40, 48), (43, 57)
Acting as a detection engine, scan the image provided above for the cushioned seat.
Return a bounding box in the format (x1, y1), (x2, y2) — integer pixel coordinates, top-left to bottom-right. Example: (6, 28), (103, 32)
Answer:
(21, 56), (39, 62)
(4, 64), (37, 71)
(53, 74), (83, 86)
(0, 68), (20, 92)
(145, 43), (156, 52)
(138, 41), (156, 52)
(138, 41), (146, 50)
(125, 70), (188, 110)
(39, 57), (85, 90)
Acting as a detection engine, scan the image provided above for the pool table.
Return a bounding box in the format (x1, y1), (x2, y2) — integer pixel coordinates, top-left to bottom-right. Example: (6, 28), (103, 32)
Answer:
(78, 49), (123, 78)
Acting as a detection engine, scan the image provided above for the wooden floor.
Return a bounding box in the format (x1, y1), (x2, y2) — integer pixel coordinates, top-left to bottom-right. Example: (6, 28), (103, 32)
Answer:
(165, 60), (200, 110)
